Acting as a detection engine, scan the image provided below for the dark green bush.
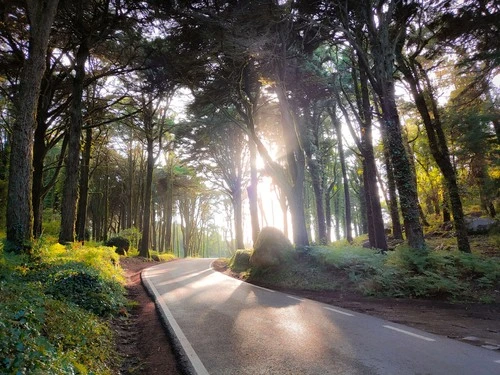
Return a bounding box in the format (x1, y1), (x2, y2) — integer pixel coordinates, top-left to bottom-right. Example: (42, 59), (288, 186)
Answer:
(105, 236), (130, 255)
(43, 262), (125, 317)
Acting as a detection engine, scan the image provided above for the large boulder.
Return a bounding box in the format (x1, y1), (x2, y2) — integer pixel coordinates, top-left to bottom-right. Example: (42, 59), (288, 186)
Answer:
(464, 216), (497, 234)
(250, 227), (293, 268)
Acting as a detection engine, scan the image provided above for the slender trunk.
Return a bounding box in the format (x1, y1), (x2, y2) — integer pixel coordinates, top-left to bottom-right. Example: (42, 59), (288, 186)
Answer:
(7, 0), (59, 250)
(331, 109), (353, 243)
(59, 42), (89, 244)
(76, 128), (92, 241)
(398, 56), (470, 252)
(165, 176), (173, 250)
(381, 131), (403, 239)
(139, 137), (154, 257)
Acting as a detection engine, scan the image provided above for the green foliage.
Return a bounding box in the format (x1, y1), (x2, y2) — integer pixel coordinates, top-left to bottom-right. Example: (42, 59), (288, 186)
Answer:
(149, 250), (176, 262)
(228, 249), (252, 273)
(245, 242), (499, 301)
(106, 236), (130, 255)
(117, 227), (141, 251)
(0, 239), (124, 374)
(43, 263), (125, 317)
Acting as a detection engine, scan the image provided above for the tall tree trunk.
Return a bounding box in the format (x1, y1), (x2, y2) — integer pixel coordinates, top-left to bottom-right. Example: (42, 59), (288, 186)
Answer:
(6, 0), (59, 250)
(305, 146), (327, 244)
(275, 85), (309, 246)
(349, 1), (425, 250)
(139, 137), (154, 257)
(330, 109), (353, 243)
(381, 131), (403, 240)
(233, 184), (244, 249)
(247, 138), (260, 243)
(164, 174), (173, 251)
(76, 128), (92, 241)
(380, 92), (425, 249)
(59, 42), (89, 244)
(303, 110), (327, 244)
(398, 56), (471, 252)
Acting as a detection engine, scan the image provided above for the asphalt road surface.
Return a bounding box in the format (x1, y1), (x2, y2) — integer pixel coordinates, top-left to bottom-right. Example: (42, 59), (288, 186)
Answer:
(142, 258), (500, 375)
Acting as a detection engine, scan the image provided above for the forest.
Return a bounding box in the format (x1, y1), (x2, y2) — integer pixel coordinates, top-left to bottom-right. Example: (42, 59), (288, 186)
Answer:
(0, 0), (499, 373)
(0, 0), (498, 256)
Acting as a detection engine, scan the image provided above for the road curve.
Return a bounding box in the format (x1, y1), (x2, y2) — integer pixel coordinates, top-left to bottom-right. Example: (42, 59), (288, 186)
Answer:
(142, 258), (500, 375)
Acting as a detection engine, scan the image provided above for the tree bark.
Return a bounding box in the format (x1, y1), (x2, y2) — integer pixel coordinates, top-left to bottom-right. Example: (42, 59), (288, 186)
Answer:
(247, 138), (260, 244)
(6, 0), (59, 250)
(233, 183), (245, 249)
(76, 128), (92, 242)
(330, 108), (353, 243)
(59, 42), (89, 244)
(139, 136), (154, 258)
(397, 55), (471, 252)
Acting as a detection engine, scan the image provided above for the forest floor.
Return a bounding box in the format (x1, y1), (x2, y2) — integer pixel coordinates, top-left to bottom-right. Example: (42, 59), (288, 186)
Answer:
(114, 252), (500, 374)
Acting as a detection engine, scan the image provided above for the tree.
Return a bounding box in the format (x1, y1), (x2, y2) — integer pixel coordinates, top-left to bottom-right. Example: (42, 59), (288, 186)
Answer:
(6, 0), (59, 251)
(330, 0), (426, 250)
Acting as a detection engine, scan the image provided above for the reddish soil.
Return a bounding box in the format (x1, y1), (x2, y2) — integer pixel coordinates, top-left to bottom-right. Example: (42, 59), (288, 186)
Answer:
(114, 257), (499, 374)
(115, 257), (181, 375)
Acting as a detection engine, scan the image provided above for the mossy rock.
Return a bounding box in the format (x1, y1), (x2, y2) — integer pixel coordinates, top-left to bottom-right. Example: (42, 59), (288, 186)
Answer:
(229, 249), (252, 272)
(250, 227), (293, 269)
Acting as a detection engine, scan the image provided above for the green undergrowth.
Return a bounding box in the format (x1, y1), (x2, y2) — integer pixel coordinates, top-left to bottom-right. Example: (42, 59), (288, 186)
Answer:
(0, 238), (127, 374)
(226, 242), (500, 302)
(126, 247), (176, 262)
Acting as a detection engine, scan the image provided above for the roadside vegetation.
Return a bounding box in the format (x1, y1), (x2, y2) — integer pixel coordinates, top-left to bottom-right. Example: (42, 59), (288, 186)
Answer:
(0, 234), (174, 375)
(223, 227), (500, 303)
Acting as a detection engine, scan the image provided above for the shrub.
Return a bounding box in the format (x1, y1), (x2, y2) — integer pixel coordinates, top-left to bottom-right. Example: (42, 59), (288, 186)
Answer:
(105, 236), (130, 255)
(34, 262), (125, 317)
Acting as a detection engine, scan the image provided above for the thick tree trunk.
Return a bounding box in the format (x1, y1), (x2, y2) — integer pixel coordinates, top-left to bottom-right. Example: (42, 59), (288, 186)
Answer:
(6, 0), (59, 250)
(380, 93), (425, 250)
(247, 139), (260, 244)
(233, 184), (245, 249)
(275, 86), (309, 246)
(59, 42), (89, 244)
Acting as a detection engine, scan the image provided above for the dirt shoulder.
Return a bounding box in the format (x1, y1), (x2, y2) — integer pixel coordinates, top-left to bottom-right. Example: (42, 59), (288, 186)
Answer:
(114, 257), (182, 375)
(212, 259), (500, 351)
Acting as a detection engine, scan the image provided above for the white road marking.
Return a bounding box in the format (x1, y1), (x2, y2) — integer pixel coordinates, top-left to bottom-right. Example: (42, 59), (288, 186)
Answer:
(383, 325), (436, 342)
(252, 284), (276, 293)
(324, 306), (354, 316)
(142, 268), (210, 375)
(287, 295), (304, 302)
(495, 360), (500, 364)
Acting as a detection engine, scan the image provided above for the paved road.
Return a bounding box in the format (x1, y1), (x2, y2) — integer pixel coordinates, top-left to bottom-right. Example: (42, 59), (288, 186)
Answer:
(142, 258), (500, 375)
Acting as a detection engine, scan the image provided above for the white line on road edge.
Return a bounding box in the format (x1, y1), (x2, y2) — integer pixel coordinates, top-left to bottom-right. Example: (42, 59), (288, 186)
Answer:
(495, 360), (500, 364)
(252, 284), (276, 293)
(324, 307), (354, 316)
(287, 295), (304, 302)
(142, 267), (210, 375)
(383, 325), (436, 342)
